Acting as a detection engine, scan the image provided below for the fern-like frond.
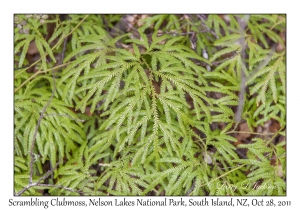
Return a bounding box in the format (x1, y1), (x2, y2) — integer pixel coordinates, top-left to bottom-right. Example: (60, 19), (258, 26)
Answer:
(247, 54), (285, 105)
(96, 157), (148, 195)
(15, 75), (85, 167)
(14, 14), (286, 196)
(236, 138), (286, 195)
(14, 15), (56, 70)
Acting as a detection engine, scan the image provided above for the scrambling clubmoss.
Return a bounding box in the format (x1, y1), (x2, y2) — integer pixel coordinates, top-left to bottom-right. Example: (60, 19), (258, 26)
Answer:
(14, 14), (286, 196)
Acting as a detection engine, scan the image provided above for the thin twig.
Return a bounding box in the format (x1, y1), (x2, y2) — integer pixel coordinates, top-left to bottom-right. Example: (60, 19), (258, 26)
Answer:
(235, 17), (277, 123)
(36, 163), (59, 185)
(196, 14), (219, 39)
(195, 52), (238, 68)
(227, 131), (276, 136)
(265, 126), (284, 147)
(234, 16), (249, 123)
(29, 77), (56, 184)
(17, 23), (70, 196)
(186, 178), (196, 196)
(212, 53), (238, 66)
(15, 162), (59, 196)
(49, 30), (69, 187)
(123, 17), (139, 33)
(37, 184), (84, 195)
(15, 183), (35, 196)
(15, 166), (83, 196)
(162, 31), (196, 36)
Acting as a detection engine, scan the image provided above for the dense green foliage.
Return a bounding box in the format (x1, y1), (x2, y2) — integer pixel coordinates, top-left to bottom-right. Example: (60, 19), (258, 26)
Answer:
(14, 14), (286, 195)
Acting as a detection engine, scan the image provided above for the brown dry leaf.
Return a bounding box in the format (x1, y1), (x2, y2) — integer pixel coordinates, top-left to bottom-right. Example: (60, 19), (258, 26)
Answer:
(256, 125), (263, 133)
(270, 154), (277, 166)
(121, 43), (135, 53)
(275, 164), (283, 177)
(137, 15), (149, 27)
(126, 15), (135, 25)
(27, 41), (39, 55)
(183, 15), (189, 20)
(276, 32), (286, 52)
(235, 122), (251, 142)
(121, 43), (130, 49)
(276, 43), (285, 52)
(263, 120), (272, 129)
(84, 107), (93, 117)
(125, 15), (140, 31)
(153, 80), (160, 94)
(138, 47), (146, 54)
(269, 120), (281, 133)
(258, 120), (281, 140)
